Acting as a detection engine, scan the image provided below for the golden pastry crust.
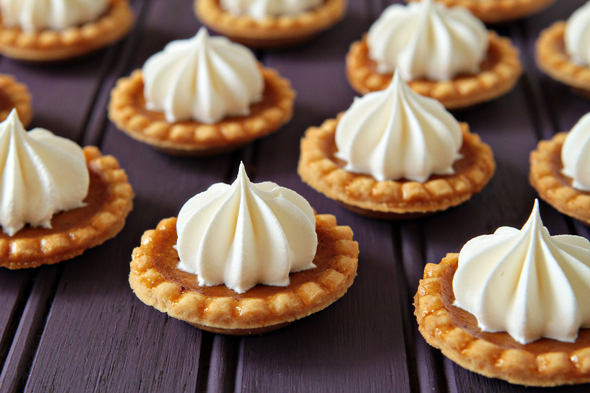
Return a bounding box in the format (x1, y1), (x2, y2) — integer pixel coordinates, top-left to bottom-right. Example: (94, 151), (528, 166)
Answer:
(108, 67), (295, 156)
(0, 0), (134, 61)
(0, 147), (134, 269)
(129, 214), (359, 335)
(298, 117), (495, 218)
(346, 32), (522, 110)
(530, 132), (590, 226)
(0, 74), (32, 127)
(415, 253), (590, 387)
(406, 0), (556, 24)
(536, 21), (590, 95)
(194, 0), (347, 48)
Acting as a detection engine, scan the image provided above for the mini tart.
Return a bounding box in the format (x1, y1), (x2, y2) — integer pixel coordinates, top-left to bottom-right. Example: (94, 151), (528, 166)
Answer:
(536, 21), (590, 98)
(346, 32), (522, 110)
(194, 0), (347, 49)
(298, 117), (495, 219)
(415, 253), (590, 387)
(109, 67), (295, 156)
(530, 132), (590, 226)
(0, 147), (134, 269)
(406, 0), (556, 24)
(0, 74), (32, 127)
(129, 214), (358, 335)
(0, 0), (134, 62)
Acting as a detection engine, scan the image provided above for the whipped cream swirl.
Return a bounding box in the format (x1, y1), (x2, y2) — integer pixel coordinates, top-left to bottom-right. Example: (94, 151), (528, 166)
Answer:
(453, 200), (590, 344)
(335, 69), (462, 182)
(366, 0), (488, 81)
(176, 163), (317, 294)
(220, 0), (322, 20)
(143, 27), (264, 124)
(562, 113), (590, 191)
(0, 0), (109, 33)
(565, 2), (590, 66)
(0, 110), (89, 237)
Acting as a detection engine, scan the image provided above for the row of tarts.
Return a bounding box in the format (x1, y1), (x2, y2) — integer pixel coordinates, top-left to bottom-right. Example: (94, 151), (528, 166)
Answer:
(0, 0), (590, 388)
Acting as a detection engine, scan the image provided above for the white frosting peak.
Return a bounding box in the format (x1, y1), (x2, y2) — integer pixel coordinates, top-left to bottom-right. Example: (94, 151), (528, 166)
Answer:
(335, 69), (462, 182)
(453, 200), (590, 344)
(143, 27), (264, 124)
(0, 110), (89, 237)
(0, 0), (109, 33)
(565, 2), (590, 66)
(562, 113), (590, 191)
(176, 163), (317, 294)
(220, 0), (322, 20)
(366, 0), (488, 81)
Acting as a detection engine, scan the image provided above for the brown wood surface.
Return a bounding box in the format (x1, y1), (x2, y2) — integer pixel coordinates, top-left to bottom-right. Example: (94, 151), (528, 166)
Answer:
(0, 0), (589, 392)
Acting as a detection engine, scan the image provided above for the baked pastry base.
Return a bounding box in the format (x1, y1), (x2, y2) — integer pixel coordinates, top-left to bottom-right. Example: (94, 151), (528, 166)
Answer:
(129, 214), (358, 335)
(536, 21), (590, 97)
(406, 0), (555, 24)
(530, 132), (590, 226)
(0, 147), (134, 269)
(0, 0), (134, 62)
(109, 68), (295, 156)
(346, 32), (522, 110)
(415, 253), (590, 386)
(0, 74), (32, 127)
(194, 0), (347, 49)
(298, 117), (495, 218)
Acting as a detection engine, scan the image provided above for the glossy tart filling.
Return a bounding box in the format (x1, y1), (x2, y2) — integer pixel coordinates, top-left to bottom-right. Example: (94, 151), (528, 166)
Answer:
(530, 132), (590, 226)
(0, 147), (134, 269)
(129, 214), (358, 335)
(0, 0), (134, 61)
(415, 254), (590, 387)
(346, 32), (522, 109)
(109, 68), (295, 156)
(194, 0), (347, 48)
(298, 119), (495, 219)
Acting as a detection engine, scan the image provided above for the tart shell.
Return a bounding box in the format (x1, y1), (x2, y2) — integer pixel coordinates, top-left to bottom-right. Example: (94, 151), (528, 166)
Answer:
(0, 0), (134, 62)
(298, 117), (495, 218)
(536, 21), (590, 96)
(0, 147), (134, 269)
(129, 214), (359, 335)
(194, 0), (347, 49)
(346, 32), (522, 110)
(415, 253), (590, 387)
(108, 67), (295, 156)
(406, 0), (556, 24)
(0, 74), (32, 127)
(530, 132), (590, 226)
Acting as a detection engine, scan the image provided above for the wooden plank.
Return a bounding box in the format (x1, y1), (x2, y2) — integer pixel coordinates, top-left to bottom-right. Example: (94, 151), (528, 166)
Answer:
(0, 267), (60, 393)
(0, 0), (151, 390)
(21, 0), (228, 391)
(399, 223), (448, 393)
(232, 1), (411, 392)
(206, 334), (240, 393)
(0, 271), (33, 377)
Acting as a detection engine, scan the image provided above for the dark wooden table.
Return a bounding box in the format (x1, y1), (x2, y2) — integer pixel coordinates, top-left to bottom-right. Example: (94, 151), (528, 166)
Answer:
(0, 0), (588, 391)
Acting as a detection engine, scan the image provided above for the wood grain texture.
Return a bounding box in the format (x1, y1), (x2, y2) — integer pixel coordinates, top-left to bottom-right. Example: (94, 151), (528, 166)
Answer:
(0, 0), (589, 392)
(0, 267), (61, 393)
(0, 271), (31, 376)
